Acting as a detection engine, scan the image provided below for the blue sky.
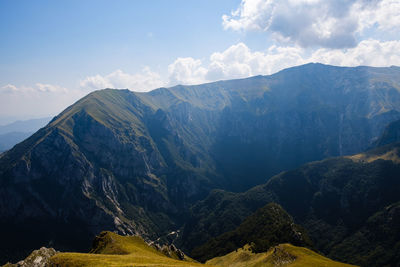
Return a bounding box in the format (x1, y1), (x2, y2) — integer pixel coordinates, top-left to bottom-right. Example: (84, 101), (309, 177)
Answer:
(1, 0), (240, 87)
(1, 0), (399, 123)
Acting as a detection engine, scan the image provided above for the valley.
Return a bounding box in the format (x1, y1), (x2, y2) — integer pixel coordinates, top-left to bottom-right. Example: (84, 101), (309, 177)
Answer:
(1, 64), (400, 266)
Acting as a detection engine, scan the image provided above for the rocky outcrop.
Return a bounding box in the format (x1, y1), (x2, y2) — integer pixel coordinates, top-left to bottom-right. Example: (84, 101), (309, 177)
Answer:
(3, 247), (57, 267)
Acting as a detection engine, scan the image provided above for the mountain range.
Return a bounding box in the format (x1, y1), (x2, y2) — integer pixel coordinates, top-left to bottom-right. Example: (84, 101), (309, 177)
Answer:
(1, 63), (400, 266)
(0, 117), (51, 153)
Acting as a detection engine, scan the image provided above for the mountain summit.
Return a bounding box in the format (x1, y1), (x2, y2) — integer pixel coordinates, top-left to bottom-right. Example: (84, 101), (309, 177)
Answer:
(1, 63), (400, 263)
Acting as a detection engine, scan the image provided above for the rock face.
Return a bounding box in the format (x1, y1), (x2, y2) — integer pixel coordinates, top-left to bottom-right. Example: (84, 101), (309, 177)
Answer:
(1, 63), (400, 263)
(3, 247), (58, 267)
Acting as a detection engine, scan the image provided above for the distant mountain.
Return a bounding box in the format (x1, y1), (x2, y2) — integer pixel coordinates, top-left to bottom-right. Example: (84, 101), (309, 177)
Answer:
(0, 117), (51, 153)
(181, 143), (400, 266)
(0, 117), (51, 135)
(0, 132), (32, 153)
(191, 203), (312, 262)
(1, 63), (400, 264)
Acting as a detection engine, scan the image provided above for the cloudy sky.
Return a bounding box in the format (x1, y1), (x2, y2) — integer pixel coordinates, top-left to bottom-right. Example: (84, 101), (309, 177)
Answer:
(1, 0), (399, 123)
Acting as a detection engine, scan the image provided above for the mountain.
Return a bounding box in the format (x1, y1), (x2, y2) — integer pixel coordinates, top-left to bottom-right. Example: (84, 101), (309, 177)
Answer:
(374, 119), (400, 147)
(191, 203), (312, 262)
(330, 201), (400, 266)
(1, 63), (400, 264)
(181, 143), (400, 266)
(0, 132), (32, 153)
(206, 243), (356, 267)
(0, 117), (51, 153)
(0, 117), (51, 135)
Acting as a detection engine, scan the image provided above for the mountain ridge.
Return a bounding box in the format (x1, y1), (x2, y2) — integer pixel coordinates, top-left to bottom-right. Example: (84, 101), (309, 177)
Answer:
(1, 63), (400, 264)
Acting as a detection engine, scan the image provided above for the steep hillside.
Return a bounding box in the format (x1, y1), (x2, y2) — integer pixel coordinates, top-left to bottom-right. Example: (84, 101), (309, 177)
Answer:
(330, 202), (400, 266)
(191, 203), (312, 262)
(206, 244), (357, 267)
(181, 143), (400, 266)
(374, 119), (400, 146)
(1, 64), (400, 263)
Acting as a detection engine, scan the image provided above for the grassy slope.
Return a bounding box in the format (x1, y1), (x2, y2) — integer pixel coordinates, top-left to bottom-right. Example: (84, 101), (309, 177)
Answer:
(206, 244), (357, 267)
(48, 232), (353, 267)
(50, 232), (212, 267)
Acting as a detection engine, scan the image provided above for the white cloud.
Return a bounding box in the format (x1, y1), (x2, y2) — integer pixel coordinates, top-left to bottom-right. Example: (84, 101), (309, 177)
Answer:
(35, 83), (68, 93)
(206, 42), (306, 80)
(3, 38), (400, 119)
(167, 57), (208, 85)
(356, 0), (400, 33)
(222, 0), (400, 48)
(1, 84), (19, 93)
(0, 83), (82, 118)
(1, 83), (68, 94)
(164, 40), (400, 84)
(80, 67), (165, 92)
(310, 39), (400, 67)
(163, 43), (306, 83)
(79, 74), (112, 90)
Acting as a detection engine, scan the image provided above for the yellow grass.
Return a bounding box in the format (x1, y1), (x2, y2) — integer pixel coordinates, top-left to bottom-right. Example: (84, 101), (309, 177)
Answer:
(348, 146), (400, 164)
(206, 244), (358, 267)
(50, 232), (214, 267)
(49, 232), (357, 267)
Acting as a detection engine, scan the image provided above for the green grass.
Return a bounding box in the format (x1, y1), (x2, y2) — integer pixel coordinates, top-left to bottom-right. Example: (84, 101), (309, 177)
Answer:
(50, 232), (213, 267)
(206, 244), (358, 267)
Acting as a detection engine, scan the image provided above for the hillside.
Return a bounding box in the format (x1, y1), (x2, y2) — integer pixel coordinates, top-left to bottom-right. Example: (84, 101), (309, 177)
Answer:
(374, 118), (400, 147)
(206, 244), (357, 267)
(329, 201), (400, 266)
(49, 231), (206, 267)
(48, 241), (358, 267)
(1, 63), (400, 263)
(4, 231), (354, 267)
(191, 203), (312, 262)
(181, 143), (400, 266)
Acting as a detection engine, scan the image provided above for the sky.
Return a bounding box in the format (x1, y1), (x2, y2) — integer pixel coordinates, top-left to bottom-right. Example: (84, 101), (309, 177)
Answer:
(1, 0), (400, 124)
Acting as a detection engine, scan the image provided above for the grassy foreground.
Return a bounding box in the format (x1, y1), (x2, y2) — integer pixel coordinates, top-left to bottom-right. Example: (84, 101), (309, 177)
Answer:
(206, 244), (357, 267)
(48, 232), (357, 266)
(50, 231), (212, 267)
